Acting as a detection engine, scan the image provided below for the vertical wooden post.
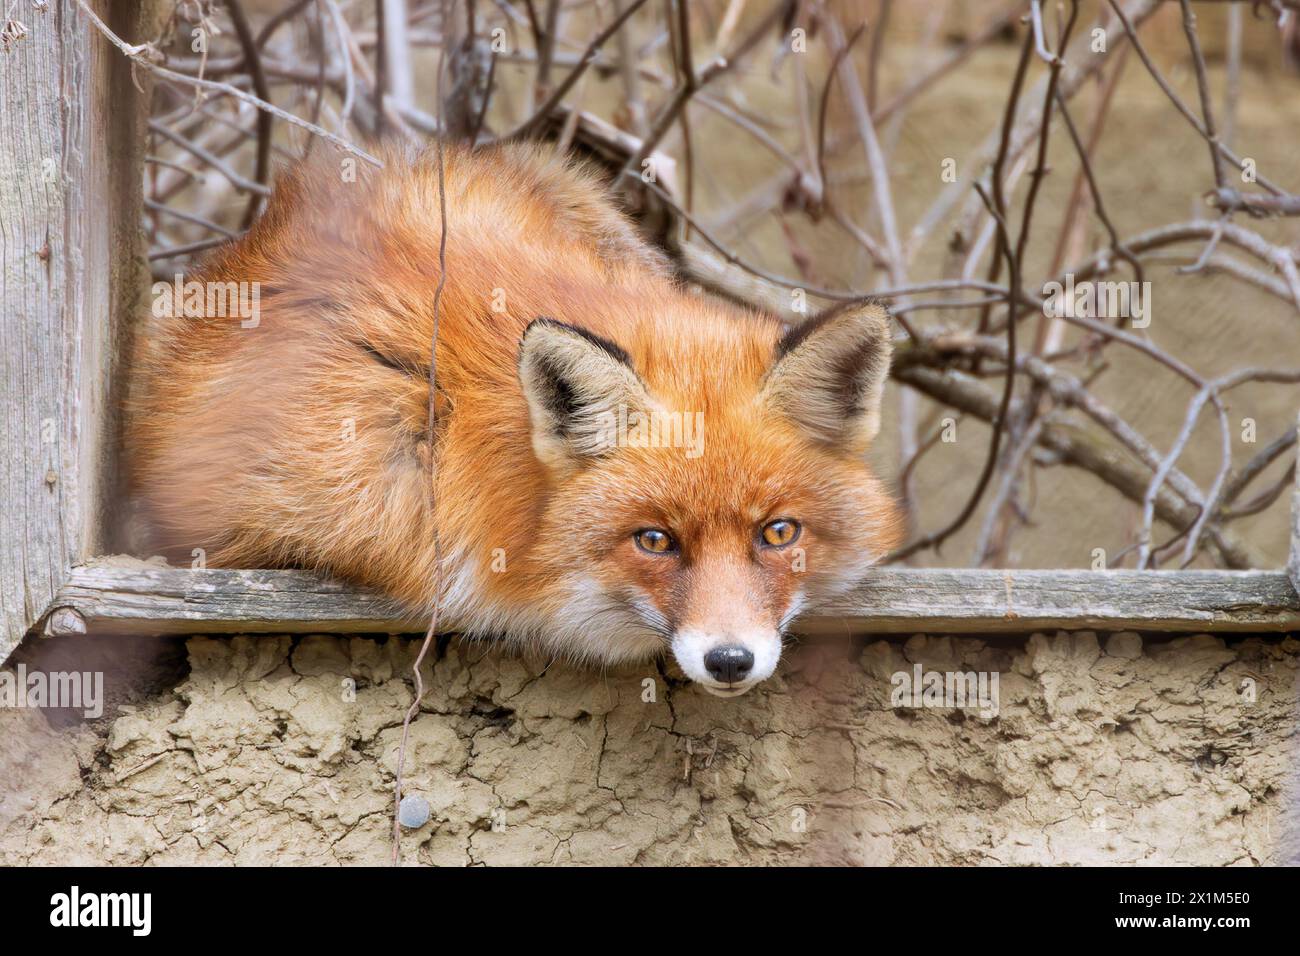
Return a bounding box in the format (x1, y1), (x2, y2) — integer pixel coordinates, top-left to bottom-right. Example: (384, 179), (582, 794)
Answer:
(0, 1), (154, 662)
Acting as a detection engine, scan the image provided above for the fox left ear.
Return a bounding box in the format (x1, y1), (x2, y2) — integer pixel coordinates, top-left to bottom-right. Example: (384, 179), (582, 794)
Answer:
(760, 302), (892, 453)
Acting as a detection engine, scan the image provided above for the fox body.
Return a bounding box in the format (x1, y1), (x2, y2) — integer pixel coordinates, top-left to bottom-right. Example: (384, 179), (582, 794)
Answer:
(129, 142), (902, 695)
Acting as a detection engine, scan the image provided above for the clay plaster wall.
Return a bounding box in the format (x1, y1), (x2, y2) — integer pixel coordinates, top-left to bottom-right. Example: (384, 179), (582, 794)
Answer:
(2, 629), (1297, 865)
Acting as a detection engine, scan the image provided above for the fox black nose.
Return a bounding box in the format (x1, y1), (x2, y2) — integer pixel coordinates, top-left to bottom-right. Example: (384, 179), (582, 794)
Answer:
(704, 645), (754, 684)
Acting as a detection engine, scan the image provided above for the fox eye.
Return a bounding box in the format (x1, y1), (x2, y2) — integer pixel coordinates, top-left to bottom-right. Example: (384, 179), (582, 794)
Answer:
(760, 519), (801, 548)
(634, 528), (676, 554)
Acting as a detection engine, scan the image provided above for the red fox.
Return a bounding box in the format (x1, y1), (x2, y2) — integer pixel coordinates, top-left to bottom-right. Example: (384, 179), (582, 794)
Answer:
(128, 142), (903, 696)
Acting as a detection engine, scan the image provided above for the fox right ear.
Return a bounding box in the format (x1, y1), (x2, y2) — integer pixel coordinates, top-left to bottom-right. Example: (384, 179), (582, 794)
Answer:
(518, 318), (655, 473)
(760, 301), (892, 454)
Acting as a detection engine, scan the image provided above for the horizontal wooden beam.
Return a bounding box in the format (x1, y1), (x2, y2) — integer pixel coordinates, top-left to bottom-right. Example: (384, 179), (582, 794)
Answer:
(40, 559), (1300, 638)
(806, 567), (1299, 634)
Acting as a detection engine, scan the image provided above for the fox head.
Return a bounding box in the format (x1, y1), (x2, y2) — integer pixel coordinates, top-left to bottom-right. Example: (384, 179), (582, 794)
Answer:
(514, 302), (903, 697)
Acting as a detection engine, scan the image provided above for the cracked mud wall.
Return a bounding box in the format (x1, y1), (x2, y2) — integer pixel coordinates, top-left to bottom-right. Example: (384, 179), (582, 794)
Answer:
(1, 630), (1297, 865)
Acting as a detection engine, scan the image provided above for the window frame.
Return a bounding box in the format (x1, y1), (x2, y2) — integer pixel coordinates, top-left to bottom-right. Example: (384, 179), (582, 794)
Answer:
(3, 4), (1298, 665)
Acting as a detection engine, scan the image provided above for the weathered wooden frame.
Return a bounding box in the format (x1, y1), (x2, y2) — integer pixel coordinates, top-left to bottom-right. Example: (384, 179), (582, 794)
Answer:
(43, 560), (1300, 637)
(1, 1), (155, 661)
(2, 4), (1299, 664)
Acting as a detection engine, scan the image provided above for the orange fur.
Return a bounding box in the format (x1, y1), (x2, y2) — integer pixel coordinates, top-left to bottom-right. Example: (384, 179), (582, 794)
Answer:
(127, 141), (903, 689)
